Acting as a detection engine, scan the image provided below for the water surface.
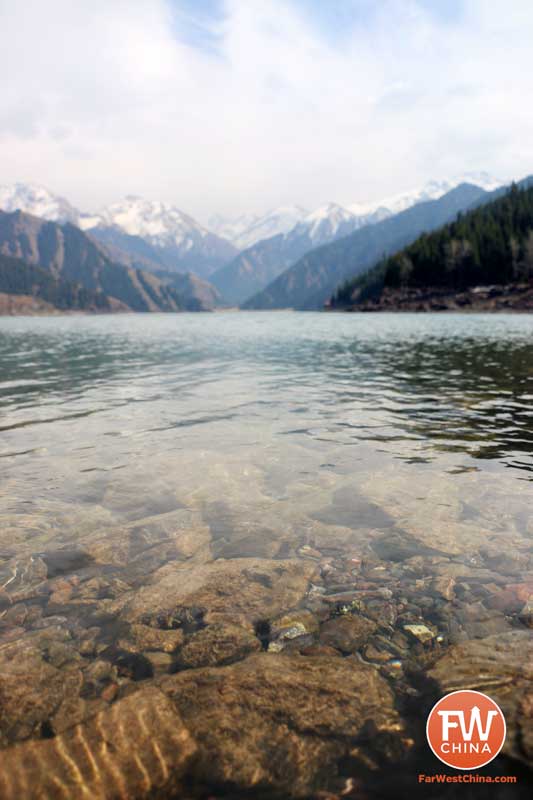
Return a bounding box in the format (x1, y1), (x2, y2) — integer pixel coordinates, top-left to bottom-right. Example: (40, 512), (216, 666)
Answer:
(0, 311), (532, 795)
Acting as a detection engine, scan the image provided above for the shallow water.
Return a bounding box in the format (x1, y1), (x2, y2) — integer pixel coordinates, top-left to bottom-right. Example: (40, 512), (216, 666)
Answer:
(0, 311), (532, 797)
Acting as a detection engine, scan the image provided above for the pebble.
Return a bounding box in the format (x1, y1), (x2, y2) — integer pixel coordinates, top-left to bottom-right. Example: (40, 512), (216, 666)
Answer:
(518, 597), (533, 628)
(297, 545), (322, 560)
(100, 683), (119, 703)
(403, 624), (435, 644)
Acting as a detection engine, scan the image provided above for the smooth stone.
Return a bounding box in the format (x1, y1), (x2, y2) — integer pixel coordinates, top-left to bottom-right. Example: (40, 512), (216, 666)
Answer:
(160, 653), (409, 796)
(128, 623), (185, 653)
(145, 651), (173, 676)
(403, 624), (435, 644)
(0, 627), (83, 745)
(117, 558), (317, 629)
(173, 623), (260, 669)
(319, 615), (377, 654)
(271, 609), (319, 636)
(428, 631), (533, 769)
(518, 597), (533, 628)
(300, 644), (341, 657)
(0, 687), (196, 799)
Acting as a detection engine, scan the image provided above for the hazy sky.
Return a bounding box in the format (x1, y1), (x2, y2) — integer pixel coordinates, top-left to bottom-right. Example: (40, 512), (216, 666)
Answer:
(0, 0), (531, 220)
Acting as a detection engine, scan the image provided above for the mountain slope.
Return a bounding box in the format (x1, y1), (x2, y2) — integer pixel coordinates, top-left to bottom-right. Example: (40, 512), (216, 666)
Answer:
(86, 231), (220, 309)
(151, 269), (222, 310)
(0, 210), (187, 312)
(0, 184), (237, 279)
(210, 203), (372, 305)
(332, 179), (533, 311)
(243, 183), (490, 310)
(82, 196), (237, 278)
(0, 252), (114, 313)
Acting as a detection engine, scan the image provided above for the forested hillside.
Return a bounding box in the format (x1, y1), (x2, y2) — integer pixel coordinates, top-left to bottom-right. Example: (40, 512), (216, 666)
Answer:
(244, 184), (487, 310)
(332, 183), (533, 311)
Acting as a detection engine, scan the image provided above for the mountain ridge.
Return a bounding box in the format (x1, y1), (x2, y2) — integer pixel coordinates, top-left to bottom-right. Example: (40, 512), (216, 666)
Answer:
(0, 210), (191, 312)
(243, 183), (491, 310)
(331, 177), (533, 312)
(0, 184), (237, 280)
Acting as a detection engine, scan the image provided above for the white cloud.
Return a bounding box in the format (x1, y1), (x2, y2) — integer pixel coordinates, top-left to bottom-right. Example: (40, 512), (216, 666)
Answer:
(0, 0), (531, 221)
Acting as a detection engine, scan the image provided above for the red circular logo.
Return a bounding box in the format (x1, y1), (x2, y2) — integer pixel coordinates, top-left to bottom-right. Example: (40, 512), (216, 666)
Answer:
(426, 690), (506, 770)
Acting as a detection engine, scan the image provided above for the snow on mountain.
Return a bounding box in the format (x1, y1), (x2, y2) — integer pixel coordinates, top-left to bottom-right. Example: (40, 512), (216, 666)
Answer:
(83, 196), (238, 277)
(210, 202), (366, 306)
(207, 213), (261, 249)
(81, 195), (212, 246)
(0, 185), (237, 279)
(349, 172), (503, 220)
(0, 183), (81, 224)
(0, 173), (505, 281)
(210, 205), (309, 250)
(294, 202), (362, 244)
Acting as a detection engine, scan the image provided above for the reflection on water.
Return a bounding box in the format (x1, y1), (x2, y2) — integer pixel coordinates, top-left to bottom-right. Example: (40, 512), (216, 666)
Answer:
(0, 312), (532, 797)
(1, 313), (532, 475)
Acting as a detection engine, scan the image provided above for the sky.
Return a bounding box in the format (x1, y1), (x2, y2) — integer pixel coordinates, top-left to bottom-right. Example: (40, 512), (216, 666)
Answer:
(0, 0), (532, 221)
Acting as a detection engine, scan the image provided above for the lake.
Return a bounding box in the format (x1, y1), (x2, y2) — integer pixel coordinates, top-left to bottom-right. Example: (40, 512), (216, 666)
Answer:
(0, 311), (532, 798)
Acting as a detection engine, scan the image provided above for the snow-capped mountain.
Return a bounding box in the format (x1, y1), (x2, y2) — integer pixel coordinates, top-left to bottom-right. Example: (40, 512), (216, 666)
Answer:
(0, 173), (504, 284)
(210, 202), (367, 305)
(209, 205), (309, 250)
(82, 196), (238, 278)
(349, 172), (503, 220)
(207, 213), (261, 249)
(292, 202), (366, 244)
(83, 196), (203, 244)
(0, 183), (81, 225)
(0, 185), (238, 279)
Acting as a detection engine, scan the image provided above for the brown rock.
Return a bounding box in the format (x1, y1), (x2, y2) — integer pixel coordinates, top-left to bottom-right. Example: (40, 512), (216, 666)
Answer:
(160, 652), (408, 796)
(118, 557), (317, 628)
(0, 627), (83, 745)
(430, 576), (456, 601)
(0, 687), (196, 799)
(519, 597), (533, 628)
(428, 631), (533, 768)
(174, 622), (260, 669)
(300, 644), (341, 657)
(486, 582), (533, 613)
(319, 615), (377, 654)
(100, 682), (119, 703)
(128, 623), (184, 653)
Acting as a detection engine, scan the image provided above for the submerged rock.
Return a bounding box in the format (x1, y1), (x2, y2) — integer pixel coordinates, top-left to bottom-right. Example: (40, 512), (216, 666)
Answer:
(173, 622), (261, 669)
(0, 627), (85, 746)
(518, 597), (533, 628)
(318, 614), (377, 654)
(267, 609), (320, 652)
(118, 557), (317, 629)
(403, 624), (435, 644)
(127, 623), (184, 653)
(428, 631), (533, 768)
(160, 652), (410, 797)
(0, 687), (196, 799)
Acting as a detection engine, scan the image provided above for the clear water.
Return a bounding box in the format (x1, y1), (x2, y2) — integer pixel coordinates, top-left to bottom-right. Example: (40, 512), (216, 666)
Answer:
(0, 311), (532, 789)
(1, 311), (532, 498)
(1, 310), (533, 568)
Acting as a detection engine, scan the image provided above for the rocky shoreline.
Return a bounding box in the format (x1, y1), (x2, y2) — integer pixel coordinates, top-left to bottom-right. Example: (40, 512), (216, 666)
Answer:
(0, 500), (532, 799)
(340, 282), (533, 312)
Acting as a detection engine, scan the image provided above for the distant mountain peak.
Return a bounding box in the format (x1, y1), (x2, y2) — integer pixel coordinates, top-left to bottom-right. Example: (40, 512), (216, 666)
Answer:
(209, 205), (309, 250)
(0, 182), (81, 224)
(0, 183), (237, 279)
(349, 173), (503, 220)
